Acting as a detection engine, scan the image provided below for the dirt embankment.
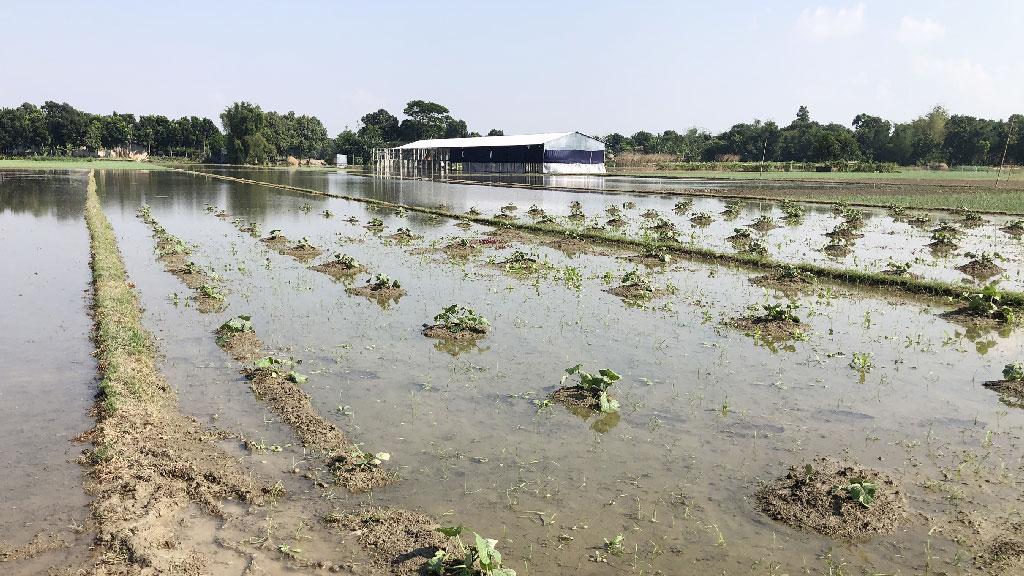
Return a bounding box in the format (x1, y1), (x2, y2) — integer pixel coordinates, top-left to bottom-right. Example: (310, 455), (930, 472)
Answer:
(84, 172), (271, 574)
(215, 329), (397, 493)
(137, 206), (225, 313)
(261, 233), (322, 261)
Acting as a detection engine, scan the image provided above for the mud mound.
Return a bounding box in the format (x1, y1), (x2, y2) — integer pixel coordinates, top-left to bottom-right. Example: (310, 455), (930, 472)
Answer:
(756, 458), (906, 539)
(339, 507), (454, 574)
(311, 259), (365, 280)
(606, 283), (670, 302)
(422, 324), (488, 341)
(346, 284), (406, 304)
(958, 259), (1005, 280)
(279, 243), (322, 261)
(216, 330), (263, 363)
(729, 316), (809, 341)
(549, 385), (600, 411)
(982, 379), (1024, 408)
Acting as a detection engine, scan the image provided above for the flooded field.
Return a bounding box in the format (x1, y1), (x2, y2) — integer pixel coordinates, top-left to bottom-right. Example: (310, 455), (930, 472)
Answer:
(0, 171), (94, 571)
(3, 168), (1024, 575)
(190, 167), (1024, 291)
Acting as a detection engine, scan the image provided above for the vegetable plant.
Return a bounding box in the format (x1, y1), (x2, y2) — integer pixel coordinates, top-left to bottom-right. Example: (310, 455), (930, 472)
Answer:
(429, 526), (516, 576)
(562, 364), (622, 413)
(433, 305), (490, 334)
(757, 303), (801, 324)
(217, 315), (253, 335)
(368, 274), (401, 290)
(1003, 363), (1024, 381)
(840, 478), (877, 508)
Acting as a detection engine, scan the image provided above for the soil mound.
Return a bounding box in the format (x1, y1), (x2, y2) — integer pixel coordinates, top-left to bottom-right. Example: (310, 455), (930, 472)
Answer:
(422, 324), (488, 341)
(729, 316), (808, 341)
(339, 506), (455, 574)
(982, 379), (1024, 408)
(311, 259), (365, 280)
(756, 457), (907, 539)
(958, 259), (1005, 280)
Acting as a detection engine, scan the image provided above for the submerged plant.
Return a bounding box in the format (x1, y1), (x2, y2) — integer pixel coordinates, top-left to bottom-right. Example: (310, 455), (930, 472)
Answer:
(562, 364), (621, 413)
(346, 444), (391, 470)
(674, 199), (694, 212)
(217, 315), (253, 335)
(329, 253), (361, 269)
(849, 352), (874, 373)
(743, 240), (769, 257)
(500, 250), (542, 274)
(781, 200), (805, 220)
(433, 305), (490, 335)
(757, 302), (801, 324)
(368, 274), (401, 291)
(604, 533), (625, 557)
(199, 284), (224, 300)
(964, 282), (1016, 323)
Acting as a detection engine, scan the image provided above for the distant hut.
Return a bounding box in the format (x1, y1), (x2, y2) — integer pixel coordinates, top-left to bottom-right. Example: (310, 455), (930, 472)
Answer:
(374, 132), (605, 175)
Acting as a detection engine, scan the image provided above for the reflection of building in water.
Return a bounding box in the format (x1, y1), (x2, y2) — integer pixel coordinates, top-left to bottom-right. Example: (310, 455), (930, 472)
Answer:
(374, 132), (605, 175)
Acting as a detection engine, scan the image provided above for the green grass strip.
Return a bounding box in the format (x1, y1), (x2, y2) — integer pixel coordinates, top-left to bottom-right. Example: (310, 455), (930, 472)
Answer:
(85, 170), (164, 411)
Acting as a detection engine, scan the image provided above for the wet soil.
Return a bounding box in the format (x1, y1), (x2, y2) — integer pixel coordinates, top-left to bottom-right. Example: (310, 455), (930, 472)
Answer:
(958, 259), (1005, 280)
(755, 457), (907, 540)
(952, 511), (1024, 573)
(215, 329), (263, 363)
(0, 533), (68, 562)
(982, 379), (1024, 408)
(549, 385), (603, 412)
(749, 270), (817, 291)
(421, 324), (488, 341)
(311, 259), (366, 280)
(728, 315), (809, 341)
(243, 366), (397, 493)
(337, 506), (454, 574)
(748, 219), (777, 233)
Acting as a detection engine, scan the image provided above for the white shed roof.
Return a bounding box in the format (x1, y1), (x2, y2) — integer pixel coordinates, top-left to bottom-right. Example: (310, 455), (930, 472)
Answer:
(398, 132), (572, 149)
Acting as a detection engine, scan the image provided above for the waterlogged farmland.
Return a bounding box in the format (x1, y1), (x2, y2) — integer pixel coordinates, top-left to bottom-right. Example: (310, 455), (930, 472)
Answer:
(3, 168), (1024, 574)
(191, 167), (1024, 291)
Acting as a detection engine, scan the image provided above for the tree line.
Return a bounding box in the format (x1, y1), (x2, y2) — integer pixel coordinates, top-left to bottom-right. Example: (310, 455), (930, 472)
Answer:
(2, 99), (1021, 167)
(605, 105), (1024, 167)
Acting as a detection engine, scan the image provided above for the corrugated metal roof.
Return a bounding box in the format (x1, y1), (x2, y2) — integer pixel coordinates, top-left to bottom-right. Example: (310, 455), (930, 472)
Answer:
(398, 132), (572, 149)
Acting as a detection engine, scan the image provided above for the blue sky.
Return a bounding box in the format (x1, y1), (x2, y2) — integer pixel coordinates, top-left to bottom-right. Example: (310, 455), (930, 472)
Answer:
(3, 1), (1021, 136)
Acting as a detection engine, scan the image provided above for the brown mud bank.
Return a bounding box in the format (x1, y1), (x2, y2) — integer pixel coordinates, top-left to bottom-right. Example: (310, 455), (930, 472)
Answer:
(137, 205), (225, 312)
(215, 324), (397, 493)
(261, 231), (322, 261)
(84, 173), (271, 574)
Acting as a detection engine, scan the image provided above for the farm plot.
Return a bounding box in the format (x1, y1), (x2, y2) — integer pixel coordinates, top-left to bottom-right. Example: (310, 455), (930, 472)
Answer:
(81, 169), (1024, 575)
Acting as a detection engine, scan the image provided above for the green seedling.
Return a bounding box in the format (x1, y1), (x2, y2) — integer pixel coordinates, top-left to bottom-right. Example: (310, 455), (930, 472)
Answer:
(198, 284), (224, 300)
(850, 352), (874, 373)
(841, 478), (877, 508)
(604, 533), (625, 557)
(367, 217), (384, 228)
(758, 302), (801, 324)
(286, 371), (307, 384)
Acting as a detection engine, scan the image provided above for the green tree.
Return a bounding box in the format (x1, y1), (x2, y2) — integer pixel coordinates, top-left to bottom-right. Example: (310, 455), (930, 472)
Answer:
(221, 102), (269, 164)
(851, 114), (891, 161)
(42, 101), (90, 153)
(486, 129), (504, 136)
(360, 109), (400, 142)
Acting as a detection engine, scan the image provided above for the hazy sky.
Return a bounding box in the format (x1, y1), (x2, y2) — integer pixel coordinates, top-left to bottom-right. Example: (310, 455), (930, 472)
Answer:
(3, 1), (1021, 136)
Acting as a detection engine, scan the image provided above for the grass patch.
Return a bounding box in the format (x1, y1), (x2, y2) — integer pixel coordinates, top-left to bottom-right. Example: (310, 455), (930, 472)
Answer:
(1, 158), (165, 171)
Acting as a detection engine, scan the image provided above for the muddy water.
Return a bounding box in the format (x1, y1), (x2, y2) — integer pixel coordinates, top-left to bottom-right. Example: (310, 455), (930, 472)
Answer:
(192, 167), (1024, 291)
(93, 169), (1023, 575)
(0, 171), (94, 572)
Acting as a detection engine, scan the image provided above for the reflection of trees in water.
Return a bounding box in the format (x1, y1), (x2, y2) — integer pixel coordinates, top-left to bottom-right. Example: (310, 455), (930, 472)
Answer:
(0, 171), (88, 220)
